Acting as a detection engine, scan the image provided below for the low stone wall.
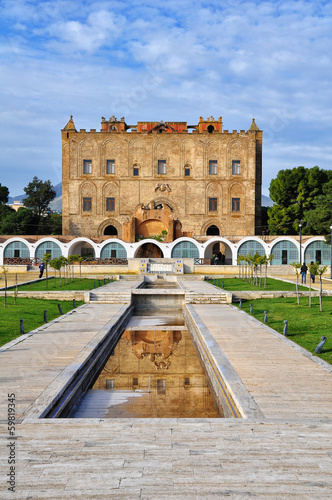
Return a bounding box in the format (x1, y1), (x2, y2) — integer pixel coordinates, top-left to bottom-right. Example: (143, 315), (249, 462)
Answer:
(0, 291), (85, 301)
(232, 290), (332, 301)
(194, 265), (239, 275)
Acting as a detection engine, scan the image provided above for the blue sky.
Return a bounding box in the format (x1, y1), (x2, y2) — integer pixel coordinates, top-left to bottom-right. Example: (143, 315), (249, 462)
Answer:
(1, 0), (332, 197)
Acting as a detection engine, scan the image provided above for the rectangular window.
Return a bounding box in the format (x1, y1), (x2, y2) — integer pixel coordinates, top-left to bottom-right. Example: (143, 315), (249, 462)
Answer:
(232, 160), (240, 175)
(106, 197), (115, 211)
(209, 197), (217, 211)
(106, 160), (115, 174)
(14, 249), (20, 258)
(111, 249), (116, 258)
(232, 198), (240, 212)
(83, 197), (92, 212)
(209, 160), (217, 175)
(83, 160), (92, 174)
(185, 168), (190, 177)
(133, 167), (139, 176)
(106, 379), (114, 390)
(158, 159), (166, 174)
(157, 379), (166, 394)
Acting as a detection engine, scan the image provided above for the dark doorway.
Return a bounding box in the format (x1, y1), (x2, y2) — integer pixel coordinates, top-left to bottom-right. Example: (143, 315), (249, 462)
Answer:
(282, 250), (287, 264)
(104, 225), (118, 236)
(207, 125), (214, 133)
(136, 243), (164, 258)
(316, 250), (322, 264)
(206, 225), (220, 236)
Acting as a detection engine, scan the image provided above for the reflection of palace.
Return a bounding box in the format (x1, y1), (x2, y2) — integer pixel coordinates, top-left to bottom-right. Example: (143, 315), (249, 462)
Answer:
(62, 115), (262, 240)
(92, 329), (221, 418)
(123, 330), (182, 370)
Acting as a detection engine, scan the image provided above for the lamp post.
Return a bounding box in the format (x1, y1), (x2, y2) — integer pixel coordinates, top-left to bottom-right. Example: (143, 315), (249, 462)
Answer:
(299, 220), (302, 265)
(330, 224), (332, 279)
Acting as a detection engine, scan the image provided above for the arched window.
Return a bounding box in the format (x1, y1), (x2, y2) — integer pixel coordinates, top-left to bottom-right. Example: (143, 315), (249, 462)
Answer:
(238, 240), (265, 258)
(104, 225), (118, 236)
(305, 240), (331, 265)
(206, 225), (220, 236)
(4, 241), (30, 259)
(35, 241), (62, 260)
(271, 240), (298, 265)
(100, 242), (127, 259)
(184, 164), (190, 177)
(171, 241), (199, 258)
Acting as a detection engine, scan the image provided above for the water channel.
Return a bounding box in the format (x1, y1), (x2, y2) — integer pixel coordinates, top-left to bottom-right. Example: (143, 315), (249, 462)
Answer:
(70, 282), (222, 418)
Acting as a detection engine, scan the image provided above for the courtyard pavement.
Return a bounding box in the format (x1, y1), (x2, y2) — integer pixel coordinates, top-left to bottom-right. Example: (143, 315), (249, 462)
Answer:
(0, 279), (331, 499)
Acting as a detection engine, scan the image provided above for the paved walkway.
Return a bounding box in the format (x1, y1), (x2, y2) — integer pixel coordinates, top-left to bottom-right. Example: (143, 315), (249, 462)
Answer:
(193, 304), (332, 419)
(0, 279), (331, 498)
(269, 272), (332, 291)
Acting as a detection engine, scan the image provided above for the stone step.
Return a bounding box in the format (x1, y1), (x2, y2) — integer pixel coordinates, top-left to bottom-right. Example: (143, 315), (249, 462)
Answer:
(185, 293), (227, 304)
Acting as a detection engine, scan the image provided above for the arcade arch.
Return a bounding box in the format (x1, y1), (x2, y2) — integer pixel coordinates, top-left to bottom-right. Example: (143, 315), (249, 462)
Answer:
(68, 239), (96, 259)
(135, 241), (164, 258)
(204, 238), (234, 265)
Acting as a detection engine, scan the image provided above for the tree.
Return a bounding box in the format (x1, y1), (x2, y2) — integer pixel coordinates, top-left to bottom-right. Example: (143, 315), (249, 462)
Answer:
(49, 256), (66, 287)
(47, 213), (62, 234)
(0, 207), (39, 235)
(304, 180), (332, 236)
(2, 266), (8, 308)
(290, 262), (301, 305)
(23, 177), (56, 219)
(308, 262), (318, 309)
(42, 253), (52, 290)
(317, 265), (328, 312)
(268, 166), (332, 234)
(0, 184), (9, 204)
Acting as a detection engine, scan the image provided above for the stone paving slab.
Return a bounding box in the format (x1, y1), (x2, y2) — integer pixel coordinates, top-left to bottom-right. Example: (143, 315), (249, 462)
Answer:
(1, 419), (331, 498)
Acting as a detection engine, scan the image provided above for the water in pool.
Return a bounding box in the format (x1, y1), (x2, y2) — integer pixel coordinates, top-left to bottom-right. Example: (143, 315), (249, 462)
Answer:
(70, 309), (222, 418)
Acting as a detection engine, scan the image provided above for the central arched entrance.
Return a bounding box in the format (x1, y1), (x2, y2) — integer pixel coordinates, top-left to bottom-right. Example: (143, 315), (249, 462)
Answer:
(206, 225), (220, 236)
(204, 238), (233, 265)
(104, 225), (118, 236)
(135, 242), (164, 258)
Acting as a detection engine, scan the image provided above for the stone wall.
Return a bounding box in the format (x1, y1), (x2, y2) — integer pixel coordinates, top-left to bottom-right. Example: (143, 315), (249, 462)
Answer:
(62, 116), (262, 239)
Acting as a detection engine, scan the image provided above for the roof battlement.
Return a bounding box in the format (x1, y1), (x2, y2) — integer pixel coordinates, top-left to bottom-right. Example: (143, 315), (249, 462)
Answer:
(62, 115), (261, 135)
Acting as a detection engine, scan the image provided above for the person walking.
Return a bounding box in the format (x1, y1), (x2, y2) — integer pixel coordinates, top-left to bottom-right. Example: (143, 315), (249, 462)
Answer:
(300, 262), (308, 284)
(39, 262), (45, 279)
(310, 261), (315, 283)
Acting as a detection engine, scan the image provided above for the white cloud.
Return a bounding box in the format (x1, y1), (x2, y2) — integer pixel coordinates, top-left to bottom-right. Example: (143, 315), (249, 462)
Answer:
(0, 0), (332, 196)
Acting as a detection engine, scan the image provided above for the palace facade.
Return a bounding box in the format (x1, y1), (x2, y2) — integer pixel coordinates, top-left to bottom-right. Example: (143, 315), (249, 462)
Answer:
(61, 115), (262, 241)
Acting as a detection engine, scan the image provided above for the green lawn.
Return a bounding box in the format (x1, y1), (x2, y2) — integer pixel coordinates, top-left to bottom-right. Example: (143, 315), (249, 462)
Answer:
(209, 277), (308, 291)
(0, 297), (83, 347)
(237, 296), (332, 365)
(6, 277), (112, 292)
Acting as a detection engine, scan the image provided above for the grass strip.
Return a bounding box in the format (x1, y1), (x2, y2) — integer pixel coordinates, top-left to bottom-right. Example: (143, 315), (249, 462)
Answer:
(0, 297), (84, 347)
(237, 296), (332, 365)
(7, 277), (110, 292)
(209, 277), (309, 292)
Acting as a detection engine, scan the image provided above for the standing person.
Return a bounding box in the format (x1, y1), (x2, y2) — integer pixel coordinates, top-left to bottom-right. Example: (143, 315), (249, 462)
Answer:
(310, 261), (315, 283)
(300, 262), (308, 284)
(39, 262), (45, 279)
